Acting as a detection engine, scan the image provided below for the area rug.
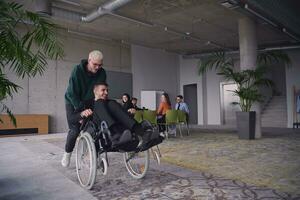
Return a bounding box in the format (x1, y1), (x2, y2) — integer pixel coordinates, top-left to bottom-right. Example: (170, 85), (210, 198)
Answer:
(158, 132), (300, 196)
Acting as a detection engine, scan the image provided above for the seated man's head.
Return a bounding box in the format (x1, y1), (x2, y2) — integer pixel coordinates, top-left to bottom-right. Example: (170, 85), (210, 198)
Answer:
(176, 95), (183, 103)
(94, 82), (108, 100)
(131, 97), (138, 106)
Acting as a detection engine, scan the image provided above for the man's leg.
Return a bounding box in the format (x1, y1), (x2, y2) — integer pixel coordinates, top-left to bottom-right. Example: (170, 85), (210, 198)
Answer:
(65, 104), (81, 152)
(106, 100), (152, 146)
(65, 126), (80, 153)
(93, 100), (117, 126)
(93, 99), (128, 146)
(62, 104), (80, 167)
(106, 100), (136, 130)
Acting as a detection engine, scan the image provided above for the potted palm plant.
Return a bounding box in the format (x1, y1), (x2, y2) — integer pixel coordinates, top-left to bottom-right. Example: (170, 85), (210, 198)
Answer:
(198, 51), (290, 139)
(0, 1), (64, 126)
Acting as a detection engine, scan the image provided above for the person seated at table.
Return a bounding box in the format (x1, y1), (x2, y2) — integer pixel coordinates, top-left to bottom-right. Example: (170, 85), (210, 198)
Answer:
(157, 92), (171, 133)
(126, 97), (142, 115)
(131, 97), (142, 111)
(121, 93), (133, 111)
(175, 95), (190, 123)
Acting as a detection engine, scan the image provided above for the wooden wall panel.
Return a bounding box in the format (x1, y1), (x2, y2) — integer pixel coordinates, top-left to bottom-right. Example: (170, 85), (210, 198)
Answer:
(0, 114), (49, 134)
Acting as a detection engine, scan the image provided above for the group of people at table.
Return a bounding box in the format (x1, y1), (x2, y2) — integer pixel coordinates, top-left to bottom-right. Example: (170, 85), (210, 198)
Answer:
(121, 93), (189, 134)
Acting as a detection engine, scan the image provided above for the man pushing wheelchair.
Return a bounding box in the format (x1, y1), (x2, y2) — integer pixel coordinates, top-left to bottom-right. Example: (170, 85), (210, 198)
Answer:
(62, 50), (164, 167)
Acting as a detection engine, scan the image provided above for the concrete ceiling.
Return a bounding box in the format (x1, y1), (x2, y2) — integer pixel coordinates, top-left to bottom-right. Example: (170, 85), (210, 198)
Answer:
(25, 0), (300, 54)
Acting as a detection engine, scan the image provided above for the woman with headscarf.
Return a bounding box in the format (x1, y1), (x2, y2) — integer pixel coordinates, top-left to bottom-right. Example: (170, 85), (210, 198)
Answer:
(121, 93), (134, 115)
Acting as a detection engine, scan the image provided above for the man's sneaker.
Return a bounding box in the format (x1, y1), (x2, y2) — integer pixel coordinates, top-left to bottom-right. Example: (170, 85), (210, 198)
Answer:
(61, 152), (72, 167)
(111, 129), (132, 148)
(141, 120), (152, 131)
(137, 129), (152, 149)
(159, 132), (166, 138)
(118, 129), (132, 145)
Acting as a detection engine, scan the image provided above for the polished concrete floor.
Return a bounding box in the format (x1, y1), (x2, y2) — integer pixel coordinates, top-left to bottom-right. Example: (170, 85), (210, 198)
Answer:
(0, 130), (299, 200)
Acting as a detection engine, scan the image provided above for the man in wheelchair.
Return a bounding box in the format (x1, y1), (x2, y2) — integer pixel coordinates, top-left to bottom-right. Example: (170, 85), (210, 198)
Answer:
(80, 82), (163, 152)
(62, 81), (164, 167)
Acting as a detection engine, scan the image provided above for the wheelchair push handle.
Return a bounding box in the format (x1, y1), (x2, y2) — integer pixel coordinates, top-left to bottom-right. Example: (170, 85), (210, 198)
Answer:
(80, 115), (92, 131)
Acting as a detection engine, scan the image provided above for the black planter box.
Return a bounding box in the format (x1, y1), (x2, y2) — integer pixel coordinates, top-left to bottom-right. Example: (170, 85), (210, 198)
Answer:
(236, 111), (256, 140)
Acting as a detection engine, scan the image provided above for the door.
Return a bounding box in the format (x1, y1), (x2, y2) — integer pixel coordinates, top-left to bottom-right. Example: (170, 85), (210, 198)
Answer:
(221, 83), (240, 125)
(183, 84), (198, 124)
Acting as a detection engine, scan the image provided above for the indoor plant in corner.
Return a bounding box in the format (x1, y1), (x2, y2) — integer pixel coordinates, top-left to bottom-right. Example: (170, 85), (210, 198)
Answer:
(0, 1), (64, 126)
(198, 51), (290, 139)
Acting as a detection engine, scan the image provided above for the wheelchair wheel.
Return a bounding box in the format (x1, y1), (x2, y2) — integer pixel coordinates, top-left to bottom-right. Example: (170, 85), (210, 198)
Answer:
(75, 131), (97, 189)
(97, 156), (108, 176)
(151, 149), (161, 165)
(123, 150), (149, 179)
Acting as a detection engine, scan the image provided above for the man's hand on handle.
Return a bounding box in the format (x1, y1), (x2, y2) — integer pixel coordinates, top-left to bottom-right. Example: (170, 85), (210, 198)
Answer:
(80, 109), (93, 118)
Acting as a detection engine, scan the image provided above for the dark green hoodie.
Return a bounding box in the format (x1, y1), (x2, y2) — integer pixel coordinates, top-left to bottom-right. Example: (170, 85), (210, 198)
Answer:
(65, 59), (106, 109)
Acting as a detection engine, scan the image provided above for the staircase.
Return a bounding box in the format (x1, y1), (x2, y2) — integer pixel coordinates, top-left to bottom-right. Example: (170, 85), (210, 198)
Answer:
(261, 96), (287, 128)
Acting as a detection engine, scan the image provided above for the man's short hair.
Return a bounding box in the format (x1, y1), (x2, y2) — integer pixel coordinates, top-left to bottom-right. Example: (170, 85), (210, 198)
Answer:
(94, 81), (108, 89)
(177, 95), (183, 99)
(89, 50), (103, 60)
(132, 97), (137, 101)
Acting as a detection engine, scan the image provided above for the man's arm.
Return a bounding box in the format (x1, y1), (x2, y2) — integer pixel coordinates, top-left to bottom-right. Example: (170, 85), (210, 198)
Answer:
(174, 103), (178, 110)
(65, 68), (82, 109)
(69, 108), (93, 124)
(183, 103), (189, 114)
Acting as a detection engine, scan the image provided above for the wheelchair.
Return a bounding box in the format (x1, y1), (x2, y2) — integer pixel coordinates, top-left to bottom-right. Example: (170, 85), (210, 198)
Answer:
(75, 118), (163, 190)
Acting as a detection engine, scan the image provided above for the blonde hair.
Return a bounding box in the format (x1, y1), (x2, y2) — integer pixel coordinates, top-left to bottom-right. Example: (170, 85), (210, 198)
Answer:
(89, 50), (103, 60)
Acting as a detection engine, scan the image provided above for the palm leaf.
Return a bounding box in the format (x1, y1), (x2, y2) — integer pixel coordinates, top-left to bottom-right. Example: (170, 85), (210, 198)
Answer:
(258, 51), (291, 67)
(198, 52), (233, 74)
(0, 1), (64, 126)
(0, 72), (21, 100)
(0, 102), (17, 126)
(197, 48), (290, 111)
(0, 1), (64, 77)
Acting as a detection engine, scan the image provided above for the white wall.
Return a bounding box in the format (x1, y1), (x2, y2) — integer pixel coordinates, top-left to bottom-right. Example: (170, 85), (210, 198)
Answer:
(131, 45), (180, 108)
(179, 49), (300, 127)
(179, 57), (204, 125)
(179, 55), (244, 126)
(286, 49), (300, 128)
(4, 31), (131, 133)
(179, 56), (224, 125)
(206, 70), (223, 125)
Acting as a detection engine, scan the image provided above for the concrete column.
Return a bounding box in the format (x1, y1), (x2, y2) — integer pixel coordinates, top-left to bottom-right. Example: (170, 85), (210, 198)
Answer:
(238, 17), (261, 138)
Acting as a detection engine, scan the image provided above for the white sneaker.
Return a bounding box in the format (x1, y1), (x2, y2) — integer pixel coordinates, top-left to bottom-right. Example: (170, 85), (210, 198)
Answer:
(159, 132), (164, 137)
(137, 136), (143, 148)
(61, 152), (72, 167)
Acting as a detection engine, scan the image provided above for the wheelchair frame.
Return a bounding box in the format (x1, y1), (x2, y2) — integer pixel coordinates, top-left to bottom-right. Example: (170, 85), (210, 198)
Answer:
(75, 120), (162, 190)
